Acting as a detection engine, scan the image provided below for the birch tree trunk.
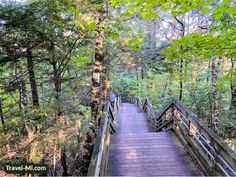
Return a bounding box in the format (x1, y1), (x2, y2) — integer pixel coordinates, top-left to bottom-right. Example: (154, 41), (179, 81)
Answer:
(102, 69), (111, 104)
(91, 23), (104, 126)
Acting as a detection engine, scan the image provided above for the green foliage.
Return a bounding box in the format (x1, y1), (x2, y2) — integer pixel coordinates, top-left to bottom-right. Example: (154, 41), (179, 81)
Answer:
(110, 0), (235, 145)
(0, 0), (236, 172)
(0, 0), (97, 174)
(112, 75), (137, 96)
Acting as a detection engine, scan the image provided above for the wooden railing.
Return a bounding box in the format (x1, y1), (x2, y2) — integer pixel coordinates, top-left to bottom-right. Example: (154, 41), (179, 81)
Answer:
(142, 97), (159, 130)
(142, 97), (236, 176)
(88, 95), (236, 176)
(113, 96), (121, 113)
(135, 97), (143, 111)
(87, 96), (121, 177)
(121, 96), (136, 104)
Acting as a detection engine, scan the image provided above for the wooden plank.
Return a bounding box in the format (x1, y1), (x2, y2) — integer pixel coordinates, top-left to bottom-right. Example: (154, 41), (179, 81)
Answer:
(111, 136), (170, 141)
(110, 140), (183, 145)
(87, 116), (105, 176)
(109, 98), (236, 176)
(108, 151), (188, 159)
(107, 170), (200, 176)
(173, 98), (236, 175)
(106, 103), (202, 176)
(173, 123), (214, 175)
(110, 131), (168, 137)
(108, 162), (195, 169)
(108, 157), (191, 163)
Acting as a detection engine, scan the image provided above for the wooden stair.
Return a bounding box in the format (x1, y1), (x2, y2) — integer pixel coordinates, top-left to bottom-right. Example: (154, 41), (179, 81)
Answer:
(106, 103), (202, 176)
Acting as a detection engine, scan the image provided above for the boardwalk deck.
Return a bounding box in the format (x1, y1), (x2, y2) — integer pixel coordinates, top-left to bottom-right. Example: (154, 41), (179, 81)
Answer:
(107, 103), (203, 176)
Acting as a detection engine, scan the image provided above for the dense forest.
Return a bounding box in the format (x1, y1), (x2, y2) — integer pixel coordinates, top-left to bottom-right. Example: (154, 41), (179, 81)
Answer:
(0, 0), (235, 176)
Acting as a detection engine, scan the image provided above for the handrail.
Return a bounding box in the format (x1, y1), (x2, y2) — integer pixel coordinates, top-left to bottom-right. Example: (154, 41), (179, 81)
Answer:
(87, 96), (121, 177)
(142, 97), (236, 176)
(143, 97), (158, 127)
(90, 95), (236, 176)
(135, 97), (143, 111)
(121, 96), (136, 104)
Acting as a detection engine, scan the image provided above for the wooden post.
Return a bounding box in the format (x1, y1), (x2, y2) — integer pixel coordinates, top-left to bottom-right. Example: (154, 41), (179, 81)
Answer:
(189, 121), (195, 136)
(188, 117), (197, 137)
(165, 109), (172, 121)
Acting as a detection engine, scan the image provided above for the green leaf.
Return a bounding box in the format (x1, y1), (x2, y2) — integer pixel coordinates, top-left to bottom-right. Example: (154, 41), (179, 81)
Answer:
(110, 32), (119, 39)
(26, 0), (36, 4)
(213, 12), (223, 20)
(202, 7), (210, 15)
(86, 22), (97, 31)
(75, 21), (85, 30)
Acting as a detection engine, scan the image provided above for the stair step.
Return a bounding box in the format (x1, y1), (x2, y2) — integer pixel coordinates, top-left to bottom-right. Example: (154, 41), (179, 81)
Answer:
(107, 103), (202, 176)
(112, 132), (168, 137)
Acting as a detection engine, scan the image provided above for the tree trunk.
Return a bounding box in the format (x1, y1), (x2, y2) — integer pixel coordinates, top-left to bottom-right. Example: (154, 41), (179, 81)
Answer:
(228, 59), (236, 137)
(15, 64), (28, 113)
(19, 77), (28, 112)
(26, 48), (40, 108)
(192, 58), (198, 89)
(141, 69), (144, 80)
(211, 57), (220, 133)
(52, 60), (62, 116)
(61, 147), (68, 176)
(206, 61), (212, 125)
(191, 58), (202, 118)
(230, 59), (236, 111)
(102, 69), (111, 104)
(91, 25), (104, 126)
(179, 58), (183, 100)
(80, 19), (105, 176)
(50, 38), (62, 116)
(0, 99), (6, 133)
(175, 17), (185, 101)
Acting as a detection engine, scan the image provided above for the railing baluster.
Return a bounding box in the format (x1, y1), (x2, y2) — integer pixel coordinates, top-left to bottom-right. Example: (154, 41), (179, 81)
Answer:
(109, 96), (236, 176)
(88, 95), (122, 176)
(140, 96), (236, 176)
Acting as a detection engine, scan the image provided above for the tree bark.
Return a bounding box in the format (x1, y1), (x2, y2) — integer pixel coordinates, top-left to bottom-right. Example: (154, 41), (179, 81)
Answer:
(52, 60), (62, 116)
(19, 77), (28, 112)
(228, 59), (236, 137)
(206, 61), (212, 125)
(192, 58), (198, 89)
(175, 17), (185, 101)
(179, 58), (183, 100)
(141, 69), (144, 80)
(102, 69), (111, 104)
(211, 57), (220, 133)
(15, 64), (28, 113)
(26, 48), (40, 108)
(61, 147), (68, 176)
(50, 38), (62, 116)
(0, 99), (6, 133)
(91, 25), (104, 126)
(80, 19), (105, 176)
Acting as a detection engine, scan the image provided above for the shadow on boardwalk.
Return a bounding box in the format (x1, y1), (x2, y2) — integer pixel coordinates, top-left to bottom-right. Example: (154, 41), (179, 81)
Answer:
(107, 103), (203, 176)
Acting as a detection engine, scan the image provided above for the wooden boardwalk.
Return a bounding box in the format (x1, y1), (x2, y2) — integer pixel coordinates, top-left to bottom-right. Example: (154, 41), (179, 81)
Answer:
(107, 103), (202, 176)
